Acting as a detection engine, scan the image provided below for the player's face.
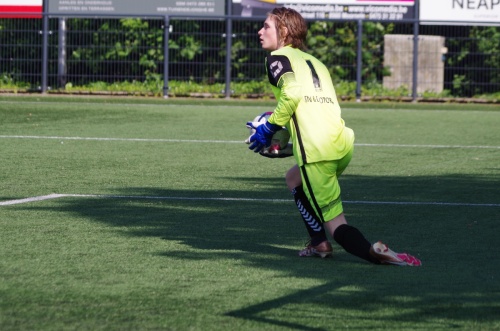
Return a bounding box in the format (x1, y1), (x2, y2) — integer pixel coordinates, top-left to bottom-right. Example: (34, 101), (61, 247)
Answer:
(258, 17), (280, 51)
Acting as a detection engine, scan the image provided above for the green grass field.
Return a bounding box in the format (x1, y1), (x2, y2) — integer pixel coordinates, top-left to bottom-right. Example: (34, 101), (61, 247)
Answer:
(1, 95), (499, 330)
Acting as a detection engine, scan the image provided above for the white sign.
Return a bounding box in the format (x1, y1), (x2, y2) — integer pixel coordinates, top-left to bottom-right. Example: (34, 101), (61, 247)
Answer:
(233, 0), (415, 20)
(0, 0), (42, 18)
(0, 0), (41, 4)
(420, 0), (500, 25)
(47, 0), (225, 16)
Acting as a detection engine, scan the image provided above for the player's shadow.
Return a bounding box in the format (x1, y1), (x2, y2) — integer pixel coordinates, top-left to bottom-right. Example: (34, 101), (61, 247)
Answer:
(18, 173), (500, 330)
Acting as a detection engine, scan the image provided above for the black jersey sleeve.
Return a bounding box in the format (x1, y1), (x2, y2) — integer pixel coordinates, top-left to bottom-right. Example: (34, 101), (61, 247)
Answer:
(265, 55), (293, 87)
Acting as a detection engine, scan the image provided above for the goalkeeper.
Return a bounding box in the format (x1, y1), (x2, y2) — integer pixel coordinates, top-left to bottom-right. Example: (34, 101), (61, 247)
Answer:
(248, 7), (421, 266)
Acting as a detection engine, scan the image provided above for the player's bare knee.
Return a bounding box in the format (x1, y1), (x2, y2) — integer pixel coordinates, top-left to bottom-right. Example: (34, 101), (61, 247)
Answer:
(285, 166), (301, 191)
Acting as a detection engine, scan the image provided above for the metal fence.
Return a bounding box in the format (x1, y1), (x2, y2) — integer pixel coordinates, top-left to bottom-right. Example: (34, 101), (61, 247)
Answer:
(1, 13), (499, 101)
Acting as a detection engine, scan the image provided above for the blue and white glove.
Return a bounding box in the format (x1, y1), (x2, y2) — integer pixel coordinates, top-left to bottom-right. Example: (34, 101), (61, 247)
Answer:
(247, 121), (282, 153)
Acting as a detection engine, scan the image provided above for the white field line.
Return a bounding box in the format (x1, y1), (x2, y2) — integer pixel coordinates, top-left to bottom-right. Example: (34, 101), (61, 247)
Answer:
(1, 193), (499, 207)
(1, 135), (499, 149)
(0, 135), (235, 144)
(0, 193), (66, 206)
(0, 100), (495, 114)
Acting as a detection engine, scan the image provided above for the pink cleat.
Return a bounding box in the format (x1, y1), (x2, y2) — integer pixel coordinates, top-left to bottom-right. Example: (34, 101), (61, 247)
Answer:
(370, 241), (421, 266)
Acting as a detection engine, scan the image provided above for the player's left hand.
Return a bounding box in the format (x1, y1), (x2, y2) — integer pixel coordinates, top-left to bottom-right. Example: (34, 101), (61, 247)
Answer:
(247, 121), (281, 153)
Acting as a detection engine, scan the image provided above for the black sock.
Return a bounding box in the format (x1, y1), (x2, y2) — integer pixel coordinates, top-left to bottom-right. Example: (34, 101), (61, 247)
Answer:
(333, 224), (380, 264)
(293, 185), (327, 246)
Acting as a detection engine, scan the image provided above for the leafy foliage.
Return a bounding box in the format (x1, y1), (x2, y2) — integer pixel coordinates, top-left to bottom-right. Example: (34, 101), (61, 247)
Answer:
(306, 21), (394, 83)
(437, 25), (500, 97)
(0, 18), (498, 99)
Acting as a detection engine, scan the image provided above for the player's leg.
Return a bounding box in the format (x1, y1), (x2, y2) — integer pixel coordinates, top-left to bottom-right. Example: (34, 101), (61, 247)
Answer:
(286, 165), (331, 258)
(308, 150), (381, 264)
(327, 218), (421, 266)
(324, 216), (380, 264)
(321, 150), (420, 266)
(300, 153), (380, 263)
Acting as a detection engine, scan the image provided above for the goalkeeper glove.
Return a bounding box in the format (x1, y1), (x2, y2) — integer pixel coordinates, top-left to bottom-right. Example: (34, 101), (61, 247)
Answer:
(247, 121), (282, 153)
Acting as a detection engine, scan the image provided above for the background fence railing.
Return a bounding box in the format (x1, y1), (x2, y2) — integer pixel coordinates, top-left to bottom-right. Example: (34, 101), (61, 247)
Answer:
(1, 13), (499, 101)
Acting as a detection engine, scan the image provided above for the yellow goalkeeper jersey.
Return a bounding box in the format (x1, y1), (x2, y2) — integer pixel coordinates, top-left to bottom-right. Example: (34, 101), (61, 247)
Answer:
(266, 46), (354, 166)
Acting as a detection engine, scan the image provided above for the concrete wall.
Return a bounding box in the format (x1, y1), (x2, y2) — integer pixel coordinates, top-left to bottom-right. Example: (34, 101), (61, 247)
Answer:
(383, 35), (447, 94)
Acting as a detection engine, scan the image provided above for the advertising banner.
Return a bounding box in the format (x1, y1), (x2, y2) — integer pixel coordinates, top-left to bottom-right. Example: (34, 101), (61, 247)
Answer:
(47, 0), (225, 16)
(233, 0), (415, 20)
(420, 0), (500, 25)
(0, 0), (42, 18)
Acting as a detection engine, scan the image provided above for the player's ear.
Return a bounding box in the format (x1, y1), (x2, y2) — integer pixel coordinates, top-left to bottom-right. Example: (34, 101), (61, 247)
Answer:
(280, 26), (289, 46)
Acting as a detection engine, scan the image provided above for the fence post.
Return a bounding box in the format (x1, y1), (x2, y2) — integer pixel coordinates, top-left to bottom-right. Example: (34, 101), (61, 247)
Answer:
(412, 0), (420, 102)
(356, 19), (363, 102)
(163, 15), (170, 99)
(412, 21), (419, 102)
(58, 17), (67, 88)
(224, 5), (233, 99)
(41, 11), (49, 94)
